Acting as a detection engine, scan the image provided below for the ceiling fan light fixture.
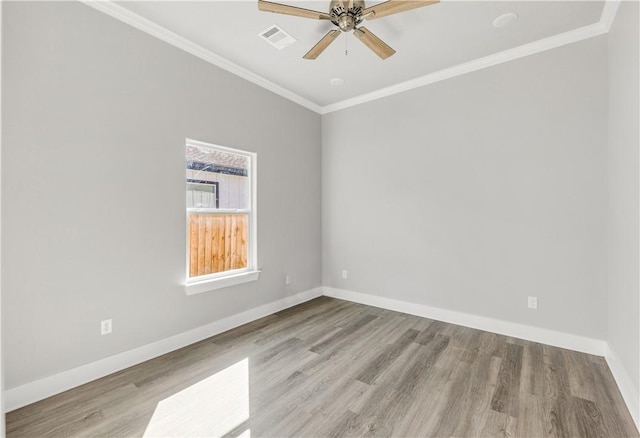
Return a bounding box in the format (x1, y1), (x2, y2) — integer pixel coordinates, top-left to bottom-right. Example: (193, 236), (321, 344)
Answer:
(492, 12), (518, 29)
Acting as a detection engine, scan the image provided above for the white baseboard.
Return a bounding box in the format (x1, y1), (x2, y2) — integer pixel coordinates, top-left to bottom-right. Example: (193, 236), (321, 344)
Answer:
(322, 287), (606, 356)
(322, 287), (640, 430)
(4, 287), (323, 412)
(6, 285), (638, 433)
(605, 344), (640, 431)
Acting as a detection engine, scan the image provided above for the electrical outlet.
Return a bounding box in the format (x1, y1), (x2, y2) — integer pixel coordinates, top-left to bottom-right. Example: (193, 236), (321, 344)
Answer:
(527, 296), (538, 310)
(101, 319), (112, 335)
(285, 275), (291, 285)
(342, 270), (348, 279)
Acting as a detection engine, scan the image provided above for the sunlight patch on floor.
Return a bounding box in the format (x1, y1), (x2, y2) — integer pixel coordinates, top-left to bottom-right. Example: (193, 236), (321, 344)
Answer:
(143, 358), (249, 437)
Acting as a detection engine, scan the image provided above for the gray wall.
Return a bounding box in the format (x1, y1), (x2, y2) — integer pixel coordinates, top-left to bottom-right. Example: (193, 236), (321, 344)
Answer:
(607, 1), (640, 390)
(2, 0), (635, 405)
(1, 1), (321, 389)
(0, 0), (4, 431)
(323, 36), (608, 339)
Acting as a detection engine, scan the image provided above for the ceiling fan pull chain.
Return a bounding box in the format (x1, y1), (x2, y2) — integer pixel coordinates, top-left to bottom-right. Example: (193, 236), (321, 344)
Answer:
(345, 34), (348, 56)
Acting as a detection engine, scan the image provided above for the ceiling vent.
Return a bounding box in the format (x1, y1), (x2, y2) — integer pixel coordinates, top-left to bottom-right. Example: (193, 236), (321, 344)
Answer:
(259, 25), (296, 50)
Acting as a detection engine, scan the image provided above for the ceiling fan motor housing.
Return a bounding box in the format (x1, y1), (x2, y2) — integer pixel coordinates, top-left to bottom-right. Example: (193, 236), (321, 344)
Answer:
(329, 0), (365, 31)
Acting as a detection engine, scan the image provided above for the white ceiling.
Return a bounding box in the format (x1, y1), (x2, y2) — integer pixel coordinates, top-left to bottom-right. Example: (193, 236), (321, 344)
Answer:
(105, 1), (606, 111)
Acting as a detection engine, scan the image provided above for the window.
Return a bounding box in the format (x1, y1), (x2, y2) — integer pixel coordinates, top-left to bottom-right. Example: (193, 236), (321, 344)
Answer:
(184, 139), (258, 294)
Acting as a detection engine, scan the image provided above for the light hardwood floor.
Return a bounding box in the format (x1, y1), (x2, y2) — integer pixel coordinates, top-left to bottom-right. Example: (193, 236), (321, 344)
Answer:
(6, 297), (639, 437)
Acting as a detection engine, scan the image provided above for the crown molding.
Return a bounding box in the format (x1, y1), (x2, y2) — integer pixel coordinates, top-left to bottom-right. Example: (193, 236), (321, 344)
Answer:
(322, 0), (619, 113)
(80, 0), (619, 116)
(80, 0), (322, 114)
(600, 0), (622, 32)
(321, 15), (615, 113)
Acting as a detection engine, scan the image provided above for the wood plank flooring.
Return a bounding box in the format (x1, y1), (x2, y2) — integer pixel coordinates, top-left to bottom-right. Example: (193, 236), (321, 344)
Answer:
(6, 297), (639, 437)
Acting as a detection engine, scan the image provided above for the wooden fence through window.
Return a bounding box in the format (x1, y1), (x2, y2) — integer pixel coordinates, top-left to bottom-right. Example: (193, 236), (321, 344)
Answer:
(188, 213), (248, 277)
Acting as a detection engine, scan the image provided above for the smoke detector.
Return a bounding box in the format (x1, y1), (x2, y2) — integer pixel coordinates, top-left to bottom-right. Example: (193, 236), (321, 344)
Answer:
(493, 12), (518, 28)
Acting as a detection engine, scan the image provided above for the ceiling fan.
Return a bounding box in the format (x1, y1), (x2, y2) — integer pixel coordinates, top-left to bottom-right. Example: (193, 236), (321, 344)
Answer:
(258, 0), (439, 60)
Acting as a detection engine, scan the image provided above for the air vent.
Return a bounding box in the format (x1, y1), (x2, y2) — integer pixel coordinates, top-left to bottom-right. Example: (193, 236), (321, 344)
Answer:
(259, 25), (296, 50)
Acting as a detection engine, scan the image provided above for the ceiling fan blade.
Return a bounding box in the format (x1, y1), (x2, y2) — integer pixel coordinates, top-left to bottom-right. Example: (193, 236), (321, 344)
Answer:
(258, 0), (332, 20)
(353, 27), (395, 59)
(363, 0), (439, 20)
(303, 30), (342, 59)
(303, 30), (341, 60)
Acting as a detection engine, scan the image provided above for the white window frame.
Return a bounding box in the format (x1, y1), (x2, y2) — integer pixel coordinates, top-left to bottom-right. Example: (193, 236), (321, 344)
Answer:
(184, 138), (259, 295)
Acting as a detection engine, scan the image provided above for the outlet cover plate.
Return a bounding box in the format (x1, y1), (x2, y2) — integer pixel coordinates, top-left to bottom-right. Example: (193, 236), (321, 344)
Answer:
(101, 319), (113, 335)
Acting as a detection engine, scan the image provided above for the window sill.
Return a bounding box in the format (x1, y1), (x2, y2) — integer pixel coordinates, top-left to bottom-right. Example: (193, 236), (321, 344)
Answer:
(184, 270), (261, 295)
